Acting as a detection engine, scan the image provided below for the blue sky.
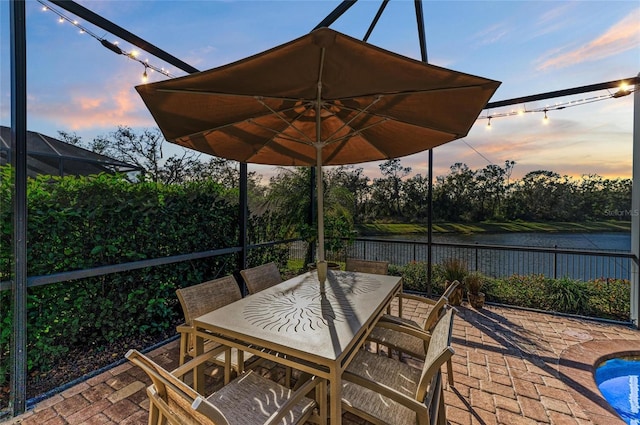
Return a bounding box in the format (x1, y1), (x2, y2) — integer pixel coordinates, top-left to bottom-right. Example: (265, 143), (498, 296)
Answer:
(1, 0), (638, 181)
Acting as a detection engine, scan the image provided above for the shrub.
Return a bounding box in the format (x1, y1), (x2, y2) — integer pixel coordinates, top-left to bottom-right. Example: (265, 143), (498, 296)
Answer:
(400, 261), (428, 292)
(0, 169), (248, 385)
(441, 258), (468, 283)
(545, 277), (591, 315)
(464, 271), (484, 295)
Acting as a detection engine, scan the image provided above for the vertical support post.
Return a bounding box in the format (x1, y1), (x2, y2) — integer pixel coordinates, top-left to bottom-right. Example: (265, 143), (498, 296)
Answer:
(309, 167), (316, 264)
(10, 0), (28, 416)
(631, 73), (640, 328)
(427, 149), (433, 297)
(238, 163), (248, 293)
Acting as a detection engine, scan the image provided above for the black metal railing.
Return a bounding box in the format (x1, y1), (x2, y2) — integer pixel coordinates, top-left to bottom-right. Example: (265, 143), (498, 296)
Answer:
(335, 237), (634, 282)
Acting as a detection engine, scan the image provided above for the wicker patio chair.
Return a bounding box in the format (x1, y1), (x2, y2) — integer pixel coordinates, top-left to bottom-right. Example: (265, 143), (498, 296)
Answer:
(240, 262), (283, 295)
(342, 306), (456, 425)
(345, 258), (389, 275)
(126, 349), (327, 425)
(176, 275), (250, 383)
(379, 280), (460, 329)
(367, 281), (460, 386)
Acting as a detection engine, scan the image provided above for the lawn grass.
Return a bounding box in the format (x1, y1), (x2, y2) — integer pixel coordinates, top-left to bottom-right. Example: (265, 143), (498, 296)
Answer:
(356, 220), (631, 236)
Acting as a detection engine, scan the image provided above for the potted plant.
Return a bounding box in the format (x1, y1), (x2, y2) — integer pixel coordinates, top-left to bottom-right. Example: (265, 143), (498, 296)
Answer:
(465, 271), (486, 309)
(442, 258), (467, 306)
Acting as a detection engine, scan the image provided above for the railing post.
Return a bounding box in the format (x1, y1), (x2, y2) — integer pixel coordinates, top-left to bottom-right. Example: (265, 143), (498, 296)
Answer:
(475, 243), (479, 272)
(553, 245), (558, 280)
(10, 0), (28, 416)
(630, 71), (640, 328)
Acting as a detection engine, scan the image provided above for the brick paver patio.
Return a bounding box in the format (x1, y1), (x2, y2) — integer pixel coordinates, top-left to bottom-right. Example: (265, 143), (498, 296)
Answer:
(3, 299), (640, 425)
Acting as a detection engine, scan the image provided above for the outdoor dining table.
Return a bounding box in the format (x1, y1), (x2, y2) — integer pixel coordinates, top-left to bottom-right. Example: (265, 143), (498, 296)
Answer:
(193, 269), (403, 425)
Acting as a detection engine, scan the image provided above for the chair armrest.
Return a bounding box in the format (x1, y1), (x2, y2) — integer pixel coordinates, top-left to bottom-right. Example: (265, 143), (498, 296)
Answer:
(375, 321), (432, 342)
(342, 370), (429, 414)
(171, 345), (230, 379)
(399, 293), (437, 305)
(265, 376), (325, 425)
(176, 323), (192, 334)
(377, 314), (421, 329)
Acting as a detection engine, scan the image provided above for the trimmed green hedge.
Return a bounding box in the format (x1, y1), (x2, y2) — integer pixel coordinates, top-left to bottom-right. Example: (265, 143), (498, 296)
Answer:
(0, 168), (243, 385)
(389, 261), (630, 322)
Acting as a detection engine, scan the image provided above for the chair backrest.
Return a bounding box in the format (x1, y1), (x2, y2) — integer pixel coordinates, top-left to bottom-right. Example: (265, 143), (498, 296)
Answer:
(442, 279), (461, 300)
(125, 349), (229, 425)
(345, 258), (389, 275)
(415, 306), (456, 402)
(176, 275), (241, 326)
(240, 262), (282, 294)
(420, 280), (458, 332)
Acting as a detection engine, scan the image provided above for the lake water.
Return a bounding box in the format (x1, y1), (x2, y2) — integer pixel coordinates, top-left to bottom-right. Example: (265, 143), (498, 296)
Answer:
(376, 232), (631, 252)
(353, 231), (632, 280)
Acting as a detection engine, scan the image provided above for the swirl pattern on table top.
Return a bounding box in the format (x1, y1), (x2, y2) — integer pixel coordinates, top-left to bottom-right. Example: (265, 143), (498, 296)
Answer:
(244, 272), (382, 332)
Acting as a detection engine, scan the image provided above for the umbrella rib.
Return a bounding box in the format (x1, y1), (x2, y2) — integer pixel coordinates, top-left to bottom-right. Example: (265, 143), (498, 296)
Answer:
(158, 88), (317, 104)
(157, 83), (487, 102)
(172, 101), (314, 143)
(322, 95), (384, 144)
(247, 119), (311, 146)
(256, 98), (316, 145)
(333, 101), (463, 136)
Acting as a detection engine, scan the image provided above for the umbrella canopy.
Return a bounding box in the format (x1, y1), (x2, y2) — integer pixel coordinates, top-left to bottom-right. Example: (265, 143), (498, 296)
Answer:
(136, 27), (500, 270)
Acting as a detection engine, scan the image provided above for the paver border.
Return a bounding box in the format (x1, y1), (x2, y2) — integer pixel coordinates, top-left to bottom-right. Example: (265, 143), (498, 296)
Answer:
(558, 339), (640, 425)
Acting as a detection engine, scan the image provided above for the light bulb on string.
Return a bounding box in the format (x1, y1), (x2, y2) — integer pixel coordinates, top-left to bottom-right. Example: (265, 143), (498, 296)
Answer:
(486, 117), (492, 130)
(37, 0), (175, 81)
(141, 66), (149, 83)
(542, 109), (549, 125)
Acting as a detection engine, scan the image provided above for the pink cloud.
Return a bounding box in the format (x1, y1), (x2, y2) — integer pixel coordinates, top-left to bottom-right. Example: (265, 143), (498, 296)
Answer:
(536, 9), (640, 70)
(29, 86), (155, 132)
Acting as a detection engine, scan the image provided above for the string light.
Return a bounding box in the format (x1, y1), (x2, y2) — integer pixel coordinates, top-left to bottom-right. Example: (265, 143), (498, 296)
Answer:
(141, 65), (149, 83)
(479, 82), (637, 127)
(37, 0), (175, 82)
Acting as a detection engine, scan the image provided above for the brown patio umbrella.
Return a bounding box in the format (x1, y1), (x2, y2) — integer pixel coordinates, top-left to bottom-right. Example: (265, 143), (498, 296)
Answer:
(136, 27), (500, 281)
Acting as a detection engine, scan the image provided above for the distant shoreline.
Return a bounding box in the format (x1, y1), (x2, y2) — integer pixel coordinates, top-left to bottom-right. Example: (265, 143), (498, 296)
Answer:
(356, 221), (631, 236)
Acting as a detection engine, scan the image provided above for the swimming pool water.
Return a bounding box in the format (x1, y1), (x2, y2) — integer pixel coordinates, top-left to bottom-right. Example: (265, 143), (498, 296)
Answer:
(595, 356), (640, 425)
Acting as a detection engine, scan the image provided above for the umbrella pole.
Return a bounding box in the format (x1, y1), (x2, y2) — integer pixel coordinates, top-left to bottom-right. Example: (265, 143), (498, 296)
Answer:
(315, 143), (328, 287)
(314, 70), (328, 287)
(315, 144), (325, 264)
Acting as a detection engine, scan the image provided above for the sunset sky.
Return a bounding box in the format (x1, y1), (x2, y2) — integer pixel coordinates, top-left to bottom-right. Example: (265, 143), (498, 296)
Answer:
(1, 0), (638, 182)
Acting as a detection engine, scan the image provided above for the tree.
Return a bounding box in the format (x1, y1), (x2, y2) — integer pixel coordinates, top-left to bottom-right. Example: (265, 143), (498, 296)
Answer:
(370, 159), (411, 218)
(263, 167), (355, 264)
(325, 166), (370, 222)
(507, 170), (575, 221)
(402, 174), (430, 219)
(433, 163), (476, 221)
(60, 126), (202, 184)
(474, 163), (509, 220)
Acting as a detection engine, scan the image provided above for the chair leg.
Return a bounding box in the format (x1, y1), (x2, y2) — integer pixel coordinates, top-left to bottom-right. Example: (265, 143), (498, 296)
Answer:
(224, 350), (231, 385)
(237, 350), (245, 375)
(437, 384), (447, 425)
(148, 402), (160, 425)
(285, 366), (292, 388)
(446, 358), (454, 387)
(179, 335), (188, 367)
(317, 378), (328, 425)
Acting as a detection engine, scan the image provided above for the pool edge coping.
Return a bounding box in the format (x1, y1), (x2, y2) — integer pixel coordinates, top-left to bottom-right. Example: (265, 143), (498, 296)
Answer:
(558, 339), (640, 425)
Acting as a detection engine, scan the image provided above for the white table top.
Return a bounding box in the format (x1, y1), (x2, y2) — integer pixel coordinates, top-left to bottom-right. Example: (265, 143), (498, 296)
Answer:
(194, 270), (402, 365)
